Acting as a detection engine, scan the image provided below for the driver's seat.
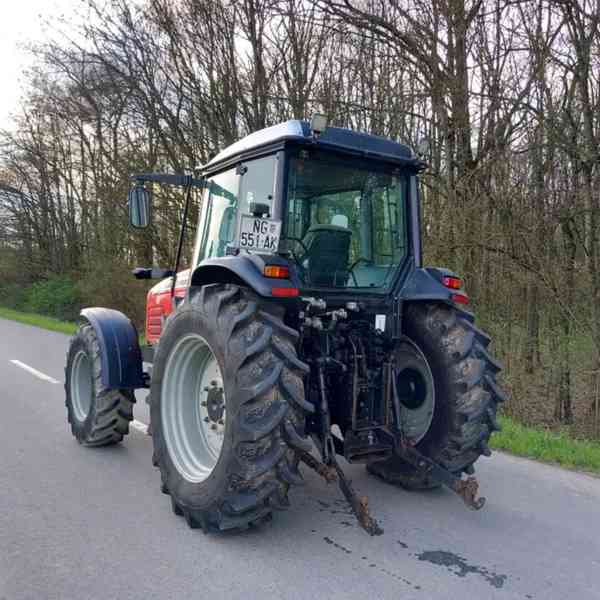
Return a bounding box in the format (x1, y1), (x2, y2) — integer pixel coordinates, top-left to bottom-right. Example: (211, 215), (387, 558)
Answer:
(302, 222), (352, 287)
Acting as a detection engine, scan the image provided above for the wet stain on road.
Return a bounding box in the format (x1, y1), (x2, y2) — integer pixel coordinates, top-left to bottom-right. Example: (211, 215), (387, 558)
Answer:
(314, 497), (355, 517)
(311, 505), (511, 594)
(319, 534), (419, 590)
(416, 550), (507, 589)
(378, 565), (419, 589)
(323, 536), (352, 554)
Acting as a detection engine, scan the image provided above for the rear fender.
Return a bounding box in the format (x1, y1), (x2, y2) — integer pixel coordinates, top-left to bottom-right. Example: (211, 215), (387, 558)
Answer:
(80, 307), (145, 389)
(190, 255), (300, 297)
(399, 267), (461, 302)
(399, 267), (473, 319)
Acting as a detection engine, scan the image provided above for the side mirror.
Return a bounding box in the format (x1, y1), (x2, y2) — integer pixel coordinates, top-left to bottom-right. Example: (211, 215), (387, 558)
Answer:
(128, 184), (151, 228)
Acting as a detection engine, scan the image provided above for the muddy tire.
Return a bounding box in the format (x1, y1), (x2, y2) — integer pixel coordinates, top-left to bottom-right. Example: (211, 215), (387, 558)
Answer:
(367, 302), (505, 489)
(150, 283), (311, 532)
(65, 324), (135, 446)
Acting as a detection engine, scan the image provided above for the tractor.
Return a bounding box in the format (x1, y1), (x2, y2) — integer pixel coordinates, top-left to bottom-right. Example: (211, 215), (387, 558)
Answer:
(64, 116), (505, 535)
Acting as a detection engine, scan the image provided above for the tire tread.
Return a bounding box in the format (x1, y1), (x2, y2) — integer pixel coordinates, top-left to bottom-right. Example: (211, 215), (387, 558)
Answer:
(152, 284), (309, 532)
(65, 324), (134, 447)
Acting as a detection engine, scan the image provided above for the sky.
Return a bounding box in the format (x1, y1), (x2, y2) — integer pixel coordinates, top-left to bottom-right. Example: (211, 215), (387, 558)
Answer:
(0, 0), (77, 130)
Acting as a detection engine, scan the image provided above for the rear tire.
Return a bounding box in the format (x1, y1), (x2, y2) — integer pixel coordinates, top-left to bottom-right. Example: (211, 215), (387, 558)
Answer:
(65, 324), (135, 446)
(367, 302), (505, 489)
(151, 284), (311, 532)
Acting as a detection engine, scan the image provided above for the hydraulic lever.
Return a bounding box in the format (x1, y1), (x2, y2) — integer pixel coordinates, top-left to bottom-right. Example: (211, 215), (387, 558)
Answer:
(307, 348), (384, 536)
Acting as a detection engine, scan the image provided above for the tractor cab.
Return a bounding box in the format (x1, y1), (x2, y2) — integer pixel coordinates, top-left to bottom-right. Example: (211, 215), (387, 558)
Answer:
(284, 150), (408, 290)
(186, 116), (423, 300)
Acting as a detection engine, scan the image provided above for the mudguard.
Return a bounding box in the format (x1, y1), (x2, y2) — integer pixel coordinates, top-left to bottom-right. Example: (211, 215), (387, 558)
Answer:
(80, 307), (145, 389)
(190, 254), (300, 297)
(399, 267), (457, 302)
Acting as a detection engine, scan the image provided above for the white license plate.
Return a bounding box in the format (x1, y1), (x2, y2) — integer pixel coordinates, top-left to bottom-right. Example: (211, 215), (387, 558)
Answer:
(239, 215), (282, 252)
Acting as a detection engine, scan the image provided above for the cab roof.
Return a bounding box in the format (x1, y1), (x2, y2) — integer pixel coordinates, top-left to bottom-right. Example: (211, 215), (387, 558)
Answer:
(201, 120), (421, 173)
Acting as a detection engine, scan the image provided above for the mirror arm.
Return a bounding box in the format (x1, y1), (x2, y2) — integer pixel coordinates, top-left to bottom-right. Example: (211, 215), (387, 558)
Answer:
(132, 268), (175, 280)
(171, 180), (196, 298)
(131, 173), (204, 189)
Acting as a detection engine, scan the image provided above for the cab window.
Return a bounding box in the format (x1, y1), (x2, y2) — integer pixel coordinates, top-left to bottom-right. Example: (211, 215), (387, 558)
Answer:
(286, 153), (408, 290)
(196, 167), (239, 262)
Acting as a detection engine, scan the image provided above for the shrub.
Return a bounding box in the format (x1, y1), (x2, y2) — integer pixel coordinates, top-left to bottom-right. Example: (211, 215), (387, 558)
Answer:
(23, 275), (80, 321)
(0, 282), (28, 310)
(76, 262), (148, 329)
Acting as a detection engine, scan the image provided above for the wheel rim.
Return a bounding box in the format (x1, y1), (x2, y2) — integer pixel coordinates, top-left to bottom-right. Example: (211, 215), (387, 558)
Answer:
(71, 349), (93, 422)
(161, 334), (226, 483)
(394, 340), (435, 444)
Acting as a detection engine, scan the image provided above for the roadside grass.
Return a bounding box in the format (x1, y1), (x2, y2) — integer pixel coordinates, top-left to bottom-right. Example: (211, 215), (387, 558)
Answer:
(0, 305), (146, 343)
(491, 415), (600, 474)
(0, 306), (78, 335)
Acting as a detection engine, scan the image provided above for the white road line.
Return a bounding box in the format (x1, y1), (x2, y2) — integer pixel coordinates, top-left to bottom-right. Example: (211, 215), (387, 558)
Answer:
(9, 357), (150, 433)
(10, 359), (61, 384)
(131, 419), (149, 434)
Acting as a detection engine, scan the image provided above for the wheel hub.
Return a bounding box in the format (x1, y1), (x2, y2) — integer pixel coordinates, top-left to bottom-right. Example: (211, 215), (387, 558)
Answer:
(394, 340), (435, 444)
(205, 385), (225, 422)
(397, 368), (428, 410)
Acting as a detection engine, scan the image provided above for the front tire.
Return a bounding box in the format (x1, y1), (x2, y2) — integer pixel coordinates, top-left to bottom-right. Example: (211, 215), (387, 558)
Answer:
(65, 324), (135, 446)
(151, 284), (311, 532)
(368, 302), (505, 489)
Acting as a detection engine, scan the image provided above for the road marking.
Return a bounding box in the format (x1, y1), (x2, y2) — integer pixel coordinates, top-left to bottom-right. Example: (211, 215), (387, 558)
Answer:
(131, 419), (149, 434)
(9, 358), (150, 433)
(10, 359), (61, 384)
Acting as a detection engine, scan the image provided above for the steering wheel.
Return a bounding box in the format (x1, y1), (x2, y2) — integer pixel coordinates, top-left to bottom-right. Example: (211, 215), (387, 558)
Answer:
(348, 257), (372, 287)
(283, 236), (309, 263)
(280, 236), (311, 281)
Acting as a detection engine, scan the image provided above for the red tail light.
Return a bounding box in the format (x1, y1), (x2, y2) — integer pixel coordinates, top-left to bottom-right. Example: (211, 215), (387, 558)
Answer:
(442, 276), (462, 290)
(271, 287), (299, 297)
(451, 293), (469, 305)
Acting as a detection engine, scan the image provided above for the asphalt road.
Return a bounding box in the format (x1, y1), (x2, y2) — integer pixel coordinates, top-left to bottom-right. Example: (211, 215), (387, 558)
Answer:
(1, 317), (599, 600)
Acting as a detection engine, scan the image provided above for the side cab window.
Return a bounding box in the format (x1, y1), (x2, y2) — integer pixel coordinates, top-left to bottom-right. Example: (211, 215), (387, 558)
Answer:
(195, 167), (239, 263)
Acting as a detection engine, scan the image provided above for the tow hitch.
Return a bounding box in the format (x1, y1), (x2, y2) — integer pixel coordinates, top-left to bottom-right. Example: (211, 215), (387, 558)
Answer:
(401, 445), (486, 510)
(391, 364), (486, 511)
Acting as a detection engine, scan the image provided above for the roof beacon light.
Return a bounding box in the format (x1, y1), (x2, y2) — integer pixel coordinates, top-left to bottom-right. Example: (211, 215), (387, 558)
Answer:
(310, 113), (328, 137)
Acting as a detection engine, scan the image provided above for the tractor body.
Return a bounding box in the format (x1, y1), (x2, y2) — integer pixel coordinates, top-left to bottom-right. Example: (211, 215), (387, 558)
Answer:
(64, 118), (504, 534)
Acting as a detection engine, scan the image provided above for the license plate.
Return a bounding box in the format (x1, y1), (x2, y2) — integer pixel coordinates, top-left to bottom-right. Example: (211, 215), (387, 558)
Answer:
(239, 215), (282, 252)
